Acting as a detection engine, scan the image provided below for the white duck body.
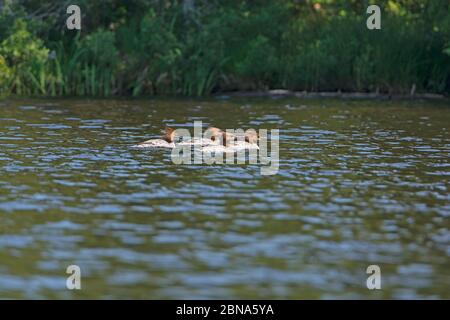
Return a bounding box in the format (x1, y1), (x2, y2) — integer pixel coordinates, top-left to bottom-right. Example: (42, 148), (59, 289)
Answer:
(133, 139), (175, 149)
(177, 137), (218, 146)
(201, 141), (259, 153)
(132, 137), (213, 149)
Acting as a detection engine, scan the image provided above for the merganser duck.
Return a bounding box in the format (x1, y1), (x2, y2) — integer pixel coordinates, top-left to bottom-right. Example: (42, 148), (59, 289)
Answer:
(134, 127), (176, 148)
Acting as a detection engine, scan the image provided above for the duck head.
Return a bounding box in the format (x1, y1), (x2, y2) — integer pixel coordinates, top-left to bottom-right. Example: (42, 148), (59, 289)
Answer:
(161, 126), (176, 143)
(244, 130), (258, 144)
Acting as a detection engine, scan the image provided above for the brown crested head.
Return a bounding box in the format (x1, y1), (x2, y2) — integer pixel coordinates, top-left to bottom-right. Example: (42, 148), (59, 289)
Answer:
(206, 127), (223, 142)
(206, 127), (222, 135)
(162, 126), (176, 142)
(244, 131), (258, 144)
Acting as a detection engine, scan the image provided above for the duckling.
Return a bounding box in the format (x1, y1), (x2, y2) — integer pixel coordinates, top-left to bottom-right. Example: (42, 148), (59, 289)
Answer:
(205, 127), (223, 143)
(204, 127), (236, 147)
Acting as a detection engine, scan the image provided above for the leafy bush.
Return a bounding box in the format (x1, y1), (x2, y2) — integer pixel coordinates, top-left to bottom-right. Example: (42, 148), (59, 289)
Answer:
(0, 1), (448, 96)
(0, 55), (12, 94)
(0, 19), (49, 95)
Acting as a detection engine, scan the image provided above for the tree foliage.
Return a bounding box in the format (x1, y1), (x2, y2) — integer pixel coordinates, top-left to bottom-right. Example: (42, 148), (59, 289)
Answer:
(0, 0), (449, 96)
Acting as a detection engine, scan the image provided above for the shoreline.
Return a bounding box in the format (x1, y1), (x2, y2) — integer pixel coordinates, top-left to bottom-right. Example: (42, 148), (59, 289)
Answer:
(1, 90), (448, 101)
(220, 90), (448, 100)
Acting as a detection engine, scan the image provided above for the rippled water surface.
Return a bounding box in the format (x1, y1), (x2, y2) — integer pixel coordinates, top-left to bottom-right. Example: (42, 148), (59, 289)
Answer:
(0, 97), (449, 299)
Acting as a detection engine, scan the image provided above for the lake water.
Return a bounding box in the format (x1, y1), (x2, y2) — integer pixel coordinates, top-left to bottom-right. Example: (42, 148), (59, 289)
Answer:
(0, 97), (449, 299)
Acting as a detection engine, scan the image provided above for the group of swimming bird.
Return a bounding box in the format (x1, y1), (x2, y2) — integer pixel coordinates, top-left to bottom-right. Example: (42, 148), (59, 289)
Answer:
(134, 126), (259, 152)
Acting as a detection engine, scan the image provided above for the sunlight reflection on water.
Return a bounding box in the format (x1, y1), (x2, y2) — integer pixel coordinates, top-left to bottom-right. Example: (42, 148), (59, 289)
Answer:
(0, 98), (449, 299)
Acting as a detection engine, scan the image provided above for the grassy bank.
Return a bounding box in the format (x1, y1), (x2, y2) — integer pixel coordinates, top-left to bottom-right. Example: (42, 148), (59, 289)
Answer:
(0, 0), (449, 97)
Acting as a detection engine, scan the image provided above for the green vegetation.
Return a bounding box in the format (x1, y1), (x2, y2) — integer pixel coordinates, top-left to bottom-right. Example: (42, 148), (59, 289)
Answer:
(0, 0), (449, 97)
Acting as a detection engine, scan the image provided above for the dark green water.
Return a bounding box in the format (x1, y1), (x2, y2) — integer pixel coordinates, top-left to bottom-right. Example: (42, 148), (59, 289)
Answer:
(0, 97), (449, 299)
